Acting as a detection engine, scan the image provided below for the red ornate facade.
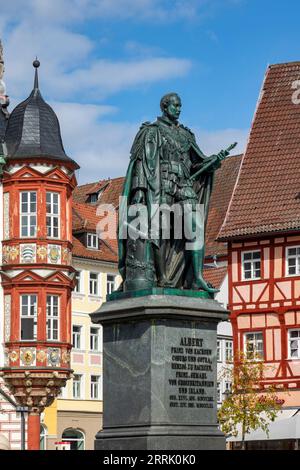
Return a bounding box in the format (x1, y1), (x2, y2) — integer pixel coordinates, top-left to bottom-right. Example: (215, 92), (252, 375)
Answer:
(0, 61), (78, 449)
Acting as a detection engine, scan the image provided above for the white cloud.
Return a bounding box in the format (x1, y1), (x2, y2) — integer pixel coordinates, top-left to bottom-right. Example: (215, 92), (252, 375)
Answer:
(2, 12), (191, 102)
(0, 0), (213, 25)
(52, 101), (136, 182)
(58, 57), (192, 99)
(195, 128), (248, 156)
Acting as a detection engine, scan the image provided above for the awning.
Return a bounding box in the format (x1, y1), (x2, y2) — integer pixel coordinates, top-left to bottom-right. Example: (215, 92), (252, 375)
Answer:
(227, 409), (300, 441)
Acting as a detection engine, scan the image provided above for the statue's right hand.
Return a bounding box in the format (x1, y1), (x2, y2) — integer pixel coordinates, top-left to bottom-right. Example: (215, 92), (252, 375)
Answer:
(132, 189), (145, 204)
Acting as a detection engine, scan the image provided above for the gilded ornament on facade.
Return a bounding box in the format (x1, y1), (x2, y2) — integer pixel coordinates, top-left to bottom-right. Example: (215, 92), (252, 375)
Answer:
(9, 246), (19, 261)
(20, 347), (36, 366)
(37, 349), (47, 363)
(8, 350), (19, 363)
(61, 350), (71, 364)
(62, 247), (72, 264)
(48, 245), (61, 264)
(37, 245), (47, 260)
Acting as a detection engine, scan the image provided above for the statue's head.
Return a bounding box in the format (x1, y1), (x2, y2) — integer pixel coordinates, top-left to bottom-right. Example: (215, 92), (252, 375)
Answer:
(160, 93), (181, 122)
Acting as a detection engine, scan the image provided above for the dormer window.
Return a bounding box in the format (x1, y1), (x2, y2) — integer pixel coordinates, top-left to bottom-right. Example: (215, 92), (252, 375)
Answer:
(89, 193), (98, 204)
(87, 233), (98, 249)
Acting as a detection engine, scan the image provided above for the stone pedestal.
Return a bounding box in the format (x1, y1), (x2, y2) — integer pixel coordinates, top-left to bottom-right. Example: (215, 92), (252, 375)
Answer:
(91, 292), (229, 450)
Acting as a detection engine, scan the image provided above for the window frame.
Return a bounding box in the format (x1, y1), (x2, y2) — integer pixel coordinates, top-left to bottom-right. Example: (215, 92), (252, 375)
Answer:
(90, 327), (101, 352)
(217, 339), (222, 362)
(106, 274), (116, 295)
(72, 374), (83, 399)
(74, 271), (82, 294)
(20, 294), (38, 341)
(46, 295), (60, 341)
(225, 340), (233, 362)
(286, 246), (300, 277)
(90, 375), (101, 400)
(241, 250), (262, 281)
(46, 191), (60, 239)
(72, 325), (82, 350)
(288, 329), (300, 359)
(87, 233), (98, 250)
(244, 331), (264, 360)
(20, 191), (37, 238)
(89, 272), (99, 296)
(217, 382), (221, 403)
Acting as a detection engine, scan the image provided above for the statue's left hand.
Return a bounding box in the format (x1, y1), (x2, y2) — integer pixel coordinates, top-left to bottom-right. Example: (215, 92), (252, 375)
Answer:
(217, 149), (228, 161)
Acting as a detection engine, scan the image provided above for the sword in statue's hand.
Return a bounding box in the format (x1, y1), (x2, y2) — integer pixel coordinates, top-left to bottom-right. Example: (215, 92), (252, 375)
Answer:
(190, 142), (238, 182)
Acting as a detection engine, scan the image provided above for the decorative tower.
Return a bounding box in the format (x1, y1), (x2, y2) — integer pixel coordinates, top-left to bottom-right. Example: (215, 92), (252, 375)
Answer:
(0, 60), (79, 450)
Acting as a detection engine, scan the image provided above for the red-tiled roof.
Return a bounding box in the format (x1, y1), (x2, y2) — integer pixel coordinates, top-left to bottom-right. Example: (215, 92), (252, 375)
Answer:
(219, 62), (300, 240)
(72, 235), (117, 263)
(73, 177), (125, 206)
(203, 266), (228, 289)
(205, 154), (242, 257)
(73, 201), (100, 231)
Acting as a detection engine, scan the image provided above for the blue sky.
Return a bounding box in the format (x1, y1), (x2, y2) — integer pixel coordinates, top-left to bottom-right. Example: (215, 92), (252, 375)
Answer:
(1, 0), (300, 182)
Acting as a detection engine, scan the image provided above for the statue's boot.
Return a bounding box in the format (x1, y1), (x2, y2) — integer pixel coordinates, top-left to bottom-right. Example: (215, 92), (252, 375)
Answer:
(191, 250), (219, 294)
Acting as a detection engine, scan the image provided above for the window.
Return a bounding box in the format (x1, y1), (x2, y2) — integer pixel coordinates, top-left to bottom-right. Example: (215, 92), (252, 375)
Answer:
(62, 429), (85, 451)
(46, 192), (60, 238)
(20, 192), (37, 237)
(74, 271), (82, 293)
(217, 382), (221, 403)
(20, 294), (37, 340)
(286, 247), (300, 276)
(73, 374), (82, 399)
(244, 332), (264, 359)
(40, 424), (48, 450)
(91, 375), (101, 399)
(242, 251), (261, 280)
(107, 274), (116, 295)
(72, 325), (82, 349)
(224, 381), (232, 395)
(89, 272), (99, 295)
(288, 330), (300, 359)
(225, 341), (233, 361)
(87, 233), (98, 249)
(89, 193), (98, 204)
(217, 340), (221, 362)
(90, 327), (100, 352)
(46, 295), (59, 341)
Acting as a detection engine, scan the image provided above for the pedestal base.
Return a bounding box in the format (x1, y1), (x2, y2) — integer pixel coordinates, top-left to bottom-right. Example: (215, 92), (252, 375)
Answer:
(91, 294), (229, 451)
(94, 425), (225, 450)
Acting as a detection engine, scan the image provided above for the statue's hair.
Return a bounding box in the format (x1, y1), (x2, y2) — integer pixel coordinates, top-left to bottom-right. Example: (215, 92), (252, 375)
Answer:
(160, 93), (180, 112)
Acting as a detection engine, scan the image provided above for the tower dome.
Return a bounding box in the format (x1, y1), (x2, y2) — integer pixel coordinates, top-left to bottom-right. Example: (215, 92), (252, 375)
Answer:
(5, 60), (79, 168)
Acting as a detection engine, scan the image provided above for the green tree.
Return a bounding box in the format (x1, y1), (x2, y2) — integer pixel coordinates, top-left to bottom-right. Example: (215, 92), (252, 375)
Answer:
(218, 351), (284, 450)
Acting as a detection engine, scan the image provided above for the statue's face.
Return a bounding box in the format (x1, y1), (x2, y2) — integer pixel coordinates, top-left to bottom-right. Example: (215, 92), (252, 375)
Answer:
(164, 95), (182, 122)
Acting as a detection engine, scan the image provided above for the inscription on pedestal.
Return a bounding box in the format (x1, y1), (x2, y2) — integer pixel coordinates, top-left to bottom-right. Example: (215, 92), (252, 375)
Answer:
(168, 336), (214, 410)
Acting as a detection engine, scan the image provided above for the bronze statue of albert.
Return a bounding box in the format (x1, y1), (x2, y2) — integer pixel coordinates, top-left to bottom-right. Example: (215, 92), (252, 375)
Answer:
(118, 93), (236, 295)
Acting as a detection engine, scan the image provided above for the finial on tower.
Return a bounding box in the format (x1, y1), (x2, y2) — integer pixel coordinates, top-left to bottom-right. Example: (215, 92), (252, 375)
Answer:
(33, 57), (40, 90)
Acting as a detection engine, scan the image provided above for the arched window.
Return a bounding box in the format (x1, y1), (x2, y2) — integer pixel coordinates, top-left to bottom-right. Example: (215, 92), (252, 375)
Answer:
(62, 428), (85, 450)
(40, 424), (48, 450)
